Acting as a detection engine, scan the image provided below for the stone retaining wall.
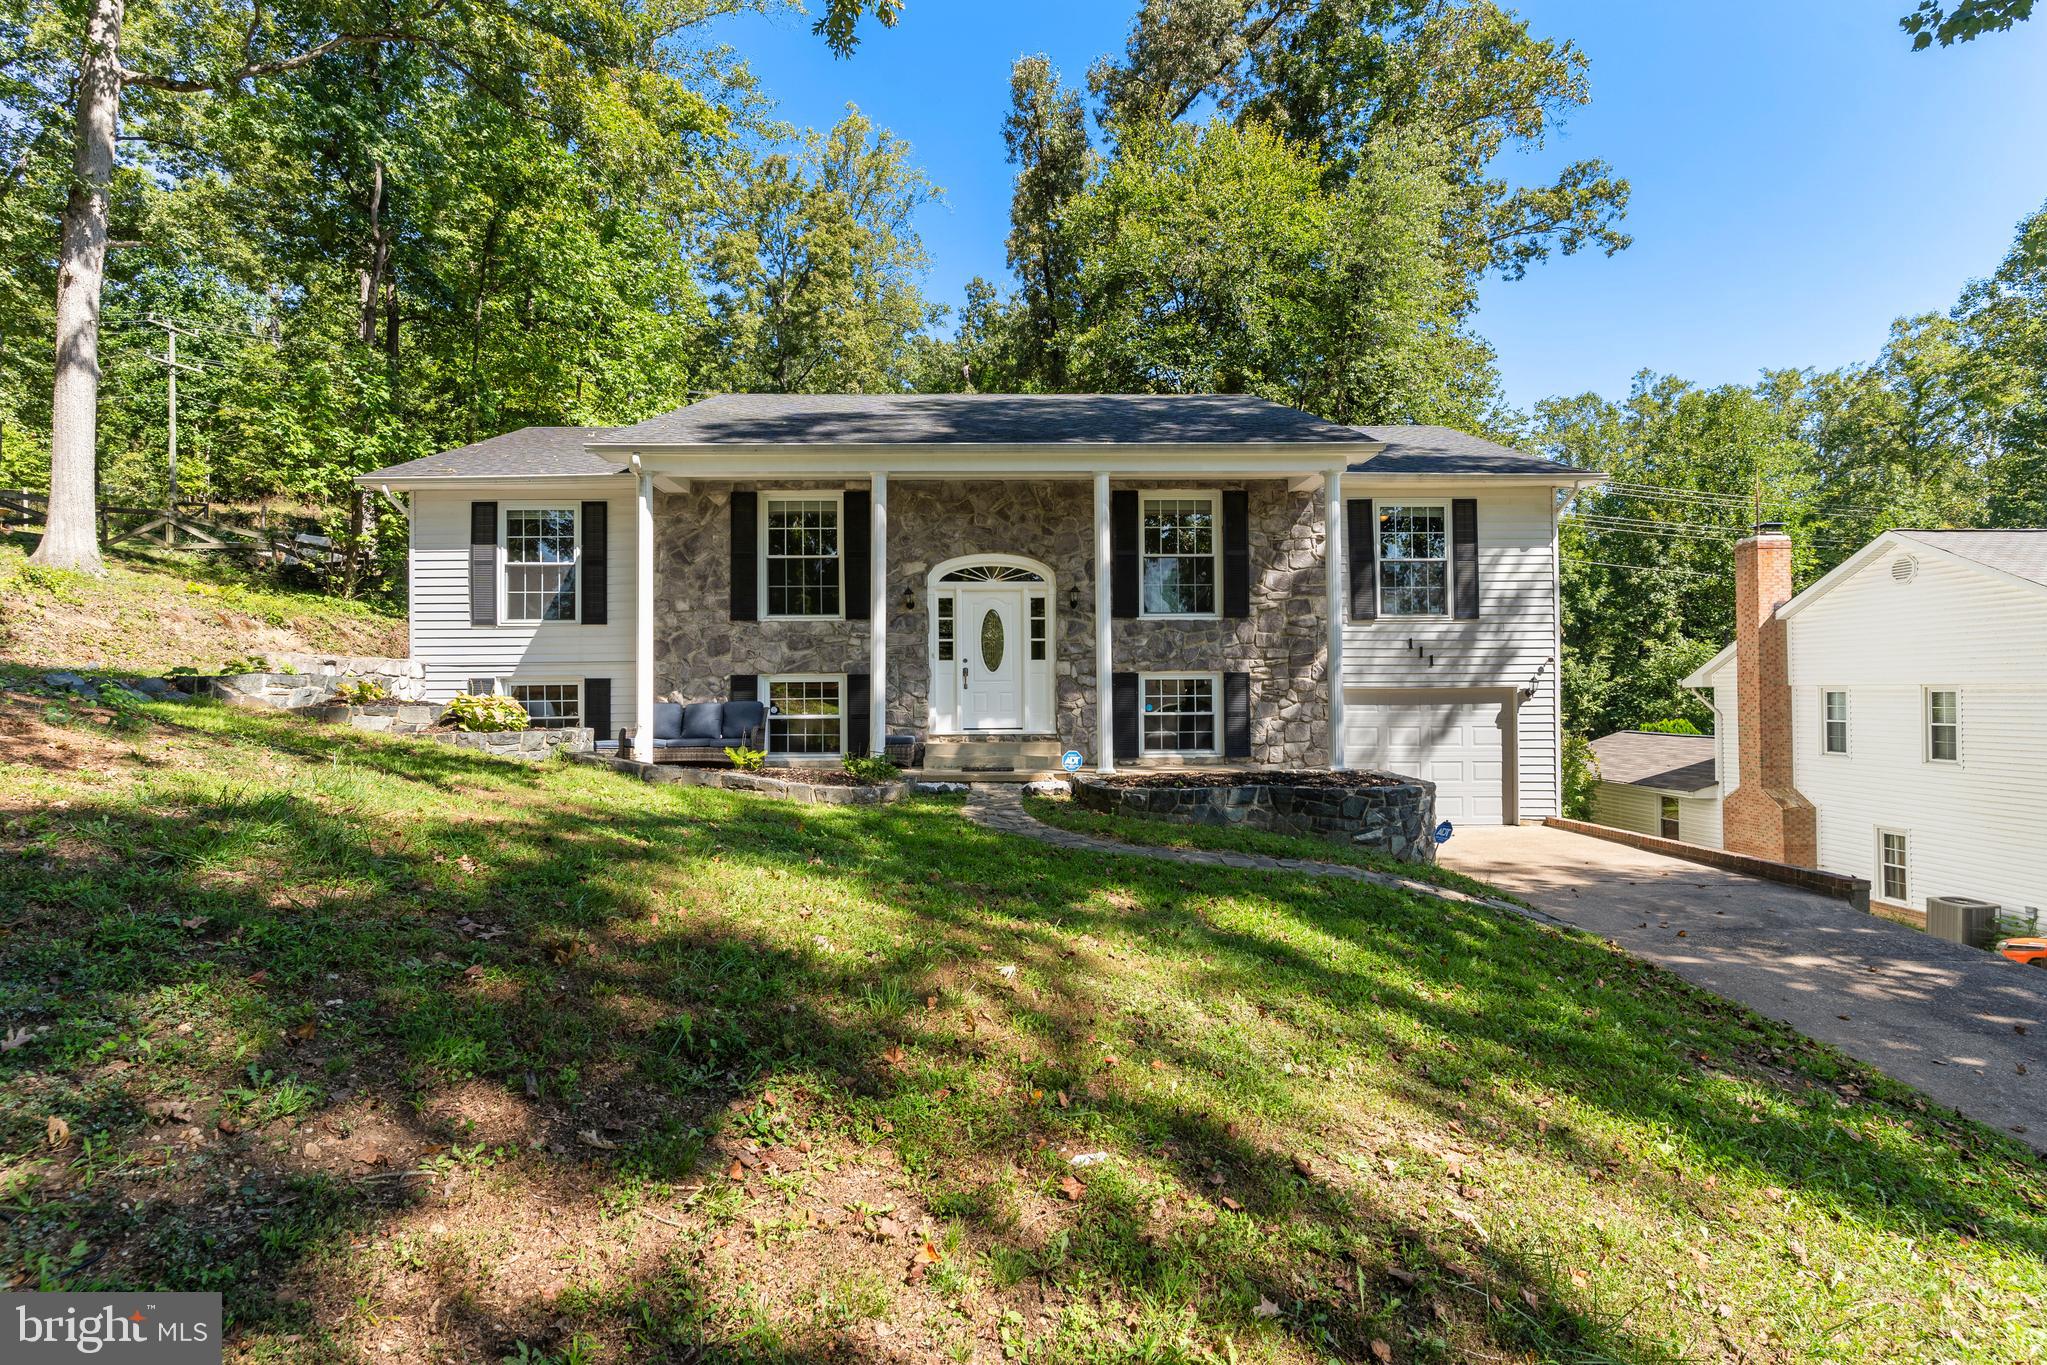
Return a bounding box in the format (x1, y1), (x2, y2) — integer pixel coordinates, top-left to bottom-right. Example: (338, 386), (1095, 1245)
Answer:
(1070, 772), (1436, 864)
(309, 701), (439, 735)
(423, 727), (593, 761)
(571, 751), (903, 804)
(177, 654), (425, 711)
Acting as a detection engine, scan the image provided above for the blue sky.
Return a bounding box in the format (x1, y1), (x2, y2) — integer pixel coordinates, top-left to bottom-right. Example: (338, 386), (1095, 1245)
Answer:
(706, 1), (2047, 414)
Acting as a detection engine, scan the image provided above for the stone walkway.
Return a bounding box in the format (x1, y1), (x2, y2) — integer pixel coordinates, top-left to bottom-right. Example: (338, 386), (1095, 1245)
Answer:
(964, 787), (1540, 919)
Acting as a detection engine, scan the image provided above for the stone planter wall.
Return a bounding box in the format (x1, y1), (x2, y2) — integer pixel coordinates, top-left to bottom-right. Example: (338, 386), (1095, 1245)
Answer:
(176, 655), (426, 711)
(423, 727), (594, 761)
(571, 751), (904, 805)
(308, 701), (440, 735)
(1070, 772), (1437, 864)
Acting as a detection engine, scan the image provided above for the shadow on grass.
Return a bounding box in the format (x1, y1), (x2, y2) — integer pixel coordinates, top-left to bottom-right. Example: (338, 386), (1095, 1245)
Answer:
(1, 699), (2039, 1361)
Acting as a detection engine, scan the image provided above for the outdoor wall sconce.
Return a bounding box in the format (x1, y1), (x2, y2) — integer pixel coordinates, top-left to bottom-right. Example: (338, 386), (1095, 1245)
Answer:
(1067, 586), (1081, 613)
(901, 587), (915, 614)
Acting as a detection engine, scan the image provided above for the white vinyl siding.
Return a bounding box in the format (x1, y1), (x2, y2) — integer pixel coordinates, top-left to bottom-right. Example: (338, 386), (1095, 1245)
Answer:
(1589, 781), (1723, 849)
(407, 484), (637, 734)
(1781, 544), (2047, 914)
(1342, 484), (1560, 821)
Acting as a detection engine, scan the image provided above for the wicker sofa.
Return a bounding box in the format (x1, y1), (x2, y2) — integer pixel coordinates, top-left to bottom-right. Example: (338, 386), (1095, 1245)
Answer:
(619, 700), (767, 764)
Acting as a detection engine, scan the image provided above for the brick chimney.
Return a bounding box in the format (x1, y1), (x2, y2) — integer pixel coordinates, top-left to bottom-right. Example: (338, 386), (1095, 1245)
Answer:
(1721, 524), (1817, 866)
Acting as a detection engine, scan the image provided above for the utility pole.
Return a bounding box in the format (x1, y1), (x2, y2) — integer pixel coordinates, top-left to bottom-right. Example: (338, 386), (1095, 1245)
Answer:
(143, 315), (201, 511)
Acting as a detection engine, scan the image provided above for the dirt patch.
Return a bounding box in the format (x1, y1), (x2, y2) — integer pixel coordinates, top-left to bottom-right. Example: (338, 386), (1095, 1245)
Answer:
(1094, 769), (1402, 791)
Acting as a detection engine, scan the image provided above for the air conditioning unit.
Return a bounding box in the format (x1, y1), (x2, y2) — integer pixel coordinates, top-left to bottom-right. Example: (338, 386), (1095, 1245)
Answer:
(1926, 896), (2002, 950)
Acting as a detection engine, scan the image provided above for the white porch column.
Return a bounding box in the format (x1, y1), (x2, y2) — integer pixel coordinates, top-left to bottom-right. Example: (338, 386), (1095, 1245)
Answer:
(1094, 472), (1115, 773)
(633, 472), (655, 764)
(1325, 464), (1347, 771)
(869, 471), (888, 757)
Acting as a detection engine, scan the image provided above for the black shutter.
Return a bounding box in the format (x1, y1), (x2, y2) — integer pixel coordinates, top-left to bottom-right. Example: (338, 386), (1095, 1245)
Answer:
(1223, 672), (1251, 759)
(1112, 671), (1140, 762)
(580, 500), (607, 625)
(729, 491), (758, 621)
(1346, 498), (1375, 621)
(1452, 497), (1479, 620)
(729, 674), (758, 701)
(583, 677), (611, 741)
(1111, 490), (1140, 619)
(1221, 489), (1249, 618)
(843, 489), (870, 621)
(469, 501), (498, 626)
(845, 672), (870, 756)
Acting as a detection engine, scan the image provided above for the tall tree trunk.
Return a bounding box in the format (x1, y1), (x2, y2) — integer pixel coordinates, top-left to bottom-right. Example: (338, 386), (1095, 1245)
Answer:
(32, 0), (124, 573)
(357, 160), (388, 346)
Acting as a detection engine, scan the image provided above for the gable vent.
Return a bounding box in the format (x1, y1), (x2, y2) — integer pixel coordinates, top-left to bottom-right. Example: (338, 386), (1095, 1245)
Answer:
(1889, 555), (1919, 584)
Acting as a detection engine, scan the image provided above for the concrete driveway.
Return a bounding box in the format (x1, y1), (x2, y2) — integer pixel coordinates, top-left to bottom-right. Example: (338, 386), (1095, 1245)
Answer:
(1441, 824), (2047, 1151)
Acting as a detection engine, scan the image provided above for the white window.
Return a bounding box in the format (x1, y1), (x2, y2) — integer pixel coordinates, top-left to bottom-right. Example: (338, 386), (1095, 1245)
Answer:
(1141, 493), (1218, 617)
(1821, 690), (1849, 755)
(936, 594), (955, 661)
(1926, 689), (1960, 763)
(1878, 829), (1909, 903)
(511, 682), (580, 730)
(1029, 595), (1047, 660)
(1378, 503), (1448, 617)
(1140, 673), (1219, 755)
(503, 507), (578, 623)
(765, 676), (844, 755)
(762, 494), (842, 618)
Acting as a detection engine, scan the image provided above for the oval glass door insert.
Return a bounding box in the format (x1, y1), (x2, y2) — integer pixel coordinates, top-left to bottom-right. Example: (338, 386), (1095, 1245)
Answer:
(980, 608), (1006, 670)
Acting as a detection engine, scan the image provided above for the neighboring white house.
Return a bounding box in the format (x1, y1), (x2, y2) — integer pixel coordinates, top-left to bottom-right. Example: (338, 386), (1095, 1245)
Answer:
(1684, 526), (2047, 917)
(357, 394), (1600, 823)
(1587, 730), (1722, 847)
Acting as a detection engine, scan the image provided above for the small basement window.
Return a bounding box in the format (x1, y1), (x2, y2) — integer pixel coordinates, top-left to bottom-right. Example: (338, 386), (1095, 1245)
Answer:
(1140, 673), (1219, 755)
(766, 676), (844, 755)
(511, 683), (580, 730)
(1659, 796), (1680, 840)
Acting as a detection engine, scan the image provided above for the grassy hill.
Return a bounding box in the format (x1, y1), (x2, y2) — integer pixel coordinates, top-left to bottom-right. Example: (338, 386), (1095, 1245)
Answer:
(0, 533), (405, 673)
(0, 694), (2041, 1363)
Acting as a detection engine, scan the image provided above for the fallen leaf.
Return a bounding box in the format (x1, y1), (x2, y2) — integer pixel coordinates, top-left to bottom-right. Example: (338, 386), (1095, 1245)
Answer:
(577, 1129), (619, 1151)
(880, 1045), (906, 1067)
(45, 1116), (69, 1148)
(1521, 1286), (1540, 1309)
(246, 970), (270, 986)
(1253, 1296), (1280, 1319)
(875, 1216), (904, 1241)
(1056, 1090), (1070, 1109)
(913, 1240), (942, 1265)
(1292, 1154), (1314, 1178)
(1386, 1266), (1417, 1288)
(288, 1020), (318, 1042)
(1220, 1196), (1243, 1212)
(1370, 1340), (1393, 1364)
(727, 1159), (745, 1181)
(1059, 1175), (1085, 1202)
(2, 1025), (39, 1052)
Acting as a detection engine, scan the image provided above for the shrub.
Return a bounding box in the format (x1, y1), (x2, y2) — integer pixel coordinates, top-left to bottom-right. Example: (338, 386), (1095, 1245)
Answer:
(442, 693), (530, 732)
(1638, 717), (1703, 735)
(724, 745), (767, 773)
(333, 678), (390, 705)
(841, 754), (901, 785)
(219, 655), (269, 676)
(1562, 733), (1600, 821)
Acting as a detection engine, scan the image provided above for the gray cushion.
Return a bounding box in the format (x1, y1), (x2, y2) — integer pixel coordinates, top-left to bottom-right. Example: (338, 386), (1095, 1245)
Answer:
(680, 701), (724, 741)
(720, 699), (766, 739)
(651, 703), (684, 741)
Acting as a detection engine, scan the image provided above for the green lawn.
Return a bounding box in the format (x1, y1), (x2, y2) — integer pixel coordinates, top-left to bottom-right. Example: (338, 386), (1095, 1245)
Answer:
(1, 693), (2040, 1363)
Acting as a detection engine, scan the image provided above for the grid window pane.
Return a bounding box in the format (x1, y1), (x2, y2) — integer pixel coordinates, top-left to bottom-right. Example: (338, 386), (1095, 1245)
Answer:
(505, 508), (577, 622)
(1141, 497), (1217, 615)
(765, 498), (841, 617)
(1880, 832), (1909, 901)
(937, 596), (954, 661)
(1378, 505), (1447, 617)
(511, 684), (579, 730)
(1029, 596), (1046, 661)
(1927, 691), (1958, 761)
(1823, 691), (1848, 754)
(767, 679), (842, 754)
(1141, 676), (1217, 753)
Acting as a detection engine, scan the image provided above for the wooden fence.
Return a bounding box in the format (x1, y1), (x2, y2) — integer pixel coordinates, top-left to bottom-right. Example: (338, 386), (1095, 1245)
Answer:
(0, 489), (343, 567)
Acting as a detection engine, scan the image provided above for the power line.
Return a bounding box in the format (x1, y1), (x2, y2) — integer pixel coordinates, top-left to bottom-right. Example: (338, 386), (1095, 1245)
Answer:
(1563, 556), (1723, 580)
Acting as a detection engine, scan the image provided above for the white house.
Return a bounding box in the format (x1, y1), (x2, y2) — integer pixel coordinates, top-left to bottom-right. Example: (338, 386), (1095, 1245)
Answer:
(1684, 526), (2047, 917)
(357, 394), (1598, 822)
(1587, 730), (1722, 847)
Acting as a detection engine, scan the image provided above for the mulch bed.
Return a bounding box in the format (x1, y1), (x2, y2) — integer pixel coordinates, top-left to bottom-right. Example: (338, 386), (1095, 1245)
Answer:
(1095, 770), (1402, 791)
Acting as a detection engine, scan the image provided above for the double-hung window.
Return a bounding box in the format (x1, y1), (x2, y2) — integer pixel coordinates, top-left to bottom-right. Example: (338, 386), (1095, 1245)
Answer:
(1378, 504), (1448, 617)
(1926, 689), (1960, 763)
(1821, 690), (1849, 755)
(1140, 673), (1219, 754)
(1141, 494), (1217, 616)
(766, 676), (843, 755)
(763, 495), (841, 618)
(511, 682), (580, 730)
(504, 507), (578, 622)
(1659, 796), (1680, 840)
(1878, 829), (1910, 902)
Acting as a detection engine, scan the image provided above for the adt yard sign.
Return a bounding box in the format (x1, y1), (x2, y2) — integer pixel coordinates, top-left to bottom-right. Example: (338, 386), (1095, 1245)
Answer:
(1435, 820), (1454, 844)
(1061, 750), (1084, 773)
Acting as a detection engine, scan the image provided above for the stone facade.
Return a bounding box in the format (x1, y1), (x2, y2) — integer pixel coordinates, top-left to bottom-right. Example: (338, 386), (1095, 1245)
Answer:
(651, 479), (1329, 767)
(1070, 772), (1436, 863)
(309, 701), (439, 734)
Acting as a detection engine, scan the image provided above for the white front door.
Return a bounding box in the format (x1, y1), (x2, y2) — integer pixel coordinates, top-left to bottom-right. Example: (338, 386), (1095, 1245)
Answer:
(958, 587), (1024, 730)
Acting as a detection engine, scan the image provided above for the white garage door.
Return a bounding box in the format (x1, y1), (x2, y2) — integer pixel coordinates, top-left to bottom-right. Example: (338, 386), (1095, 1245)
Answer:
(1342, 692), (1511, 825)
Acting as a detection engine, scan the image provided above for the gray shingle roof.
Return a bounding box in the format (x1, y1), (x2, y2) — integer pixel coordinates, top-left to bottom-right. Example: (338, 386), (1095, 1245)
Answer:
(1590, 730), (1718, 793)
(1350, 425), (1579, 477)
(1893, 529), (2047, 589)
(595, 393), (1377, 446)
(361, 427), (626, 482)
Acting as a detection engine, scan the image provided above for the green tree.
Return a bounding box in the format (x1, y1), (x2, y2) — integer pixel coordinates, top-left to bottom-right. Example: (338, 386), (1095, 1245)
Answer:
(1956, 204), (2047, 523)
(1002, 55), (1088, 390)
(1901, 0), (2035, 47)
